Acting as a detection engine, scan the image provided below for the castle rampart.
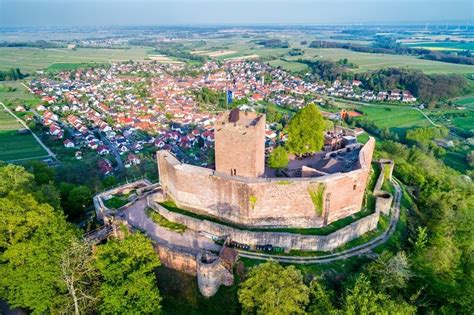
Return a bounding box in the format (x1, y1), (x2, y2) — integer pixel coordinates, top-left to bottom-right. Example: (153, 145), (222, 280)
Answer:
(157, 137), (375, 229)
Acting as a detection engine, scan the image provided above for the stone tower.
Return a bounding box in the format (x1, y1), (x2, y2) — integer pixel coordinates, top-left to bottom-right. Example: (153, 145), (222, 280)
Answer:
(214, 109), (265, 178)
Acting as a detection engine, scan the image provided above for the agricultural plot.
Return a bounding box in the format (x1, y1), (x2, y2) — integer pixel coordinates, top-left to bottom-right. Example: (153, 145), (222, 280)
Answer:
(0, 109), (48, 161)
(269, 59), (309, 72)
(402, 41), (474, 51)
(188, 37), (474, 74)
(286, 48), (474, 74)
(148, 55), (184, 64)
(356, 106), (431, 135)
(0, 47), (150, 72)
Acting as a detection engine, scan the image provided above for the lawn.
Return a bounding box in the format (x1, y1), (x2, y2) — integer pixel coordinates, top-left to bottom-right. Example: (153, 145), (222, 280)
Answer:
(145, 207), (187, 234)
(0, 47), (150, 72)
(103, 195), (130, 209)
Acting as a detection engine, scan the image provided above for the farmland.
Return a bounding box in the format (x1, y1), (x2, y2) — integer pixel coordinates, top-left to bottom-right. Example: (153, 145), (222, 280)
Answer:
(0, 47), (150, 72)
(402, 41), (474, 51)
(191, 38), (474, 74)
(0, 109), (48, 161)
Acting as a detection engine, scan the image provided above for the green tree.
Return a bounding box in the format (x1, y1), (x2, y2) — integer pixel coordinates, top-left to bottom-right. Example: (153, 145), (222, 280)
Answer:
(238, 261), (309, 314)
(307, 280), (334, 314)
(0, 192), (76, 313)
(342, 275), (416, 314)
(268, 146), (289, 170)
(286, 103), (324, 156)
(95, 232), (162, 314)
(366, 251), (411, 293)
(60, 183), (93, 220)
(0, 164), (34, 196)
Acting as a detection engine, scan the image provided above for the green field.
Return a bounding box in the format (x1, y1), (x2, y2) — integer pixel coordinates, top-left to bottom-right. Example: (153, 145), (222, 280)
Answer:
(356, 106), (431, 135)
(402, 41), (474, 51)
(0, 109), (48, 161)
(194, 38), (474, 74)
(268, 59), (309, 72)
(0, 47), (150, 72)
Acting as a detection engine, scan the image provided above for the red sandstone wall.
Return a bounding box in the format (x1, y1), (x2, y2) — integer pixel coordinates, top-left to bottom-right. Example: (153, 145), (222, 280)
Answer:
(214, 113), (265, 178)
(157, 137), (375, 228)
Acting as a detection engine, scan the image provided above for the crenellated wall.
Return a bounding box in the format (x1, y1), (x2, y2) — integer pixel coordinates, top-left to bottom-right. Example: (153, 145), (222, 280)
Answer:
(157, 137), (375, 229)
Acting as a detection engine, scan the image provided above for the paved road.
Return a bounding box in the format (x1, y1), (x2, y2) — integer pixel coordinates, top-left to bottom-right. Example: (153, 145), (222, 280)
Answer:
(120, 199), (220, 255)
(0, 102), (57, 160)
(236, 178), (402, 264)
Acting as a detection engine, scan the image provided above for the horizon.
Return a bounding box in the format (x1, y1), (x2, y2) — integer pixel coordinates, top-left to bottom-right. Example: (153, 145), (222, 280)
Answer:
(0, 0), (472, 27)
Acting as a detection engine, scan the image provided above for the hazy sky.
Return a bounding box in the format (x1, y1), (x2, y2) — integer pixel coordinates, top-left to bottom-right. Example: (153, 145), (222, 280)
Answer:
(0, 0), (472, 27)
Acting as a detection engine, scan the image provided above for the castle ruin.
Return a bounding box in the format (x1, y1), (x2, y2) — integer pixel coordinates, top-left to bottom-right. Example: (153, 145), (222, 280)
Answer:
(157, 109), (375, 229)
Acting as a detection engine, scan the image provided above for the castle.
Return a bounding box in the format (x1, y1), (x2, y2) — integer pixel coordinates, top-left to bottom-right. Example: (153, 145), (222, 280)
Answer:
(157, 109), (375, 229)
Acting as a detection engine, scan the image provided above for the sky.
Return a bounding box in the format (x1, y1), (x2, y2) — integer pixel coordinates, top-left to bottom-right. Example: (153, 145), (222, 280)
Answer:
(0, 0), (472, 27)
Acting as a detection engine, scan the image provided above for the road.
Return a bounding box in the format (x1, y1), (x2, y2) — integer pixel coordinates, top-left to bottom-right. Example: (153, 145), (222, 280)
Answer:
(120, 199), (220, 255)
(96, 128), (124, 170)
(236, 178), (402, 264)
(0, 102), (57, 161)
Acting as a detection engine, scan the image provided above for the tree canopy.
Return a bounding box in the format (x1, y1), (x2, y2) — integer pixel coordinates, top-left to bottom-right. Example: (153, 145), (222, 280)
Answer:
(268, 146), (289, 170)
(95, 232), (162, 314)
(286, 103), (325, 156)
(238, 261), (309, 314)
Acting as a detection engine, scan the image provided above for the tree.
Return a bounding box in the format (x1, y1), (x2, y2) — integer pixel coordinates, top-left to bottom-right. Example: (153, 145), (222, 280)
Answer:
(238, 261), (309, 314)
(0, 164), (34, 196)
(366, 251), (411, 293)
(60, 183), (92, 220)
(95, 232), (162, 314)
(59, 239), (99, 315)
(286, 103), (324, 156)
(343, 275), (416, 314)
(0, 193), (76, 313)
(268, 146), (289, 170)
(307, 280), (334, 314)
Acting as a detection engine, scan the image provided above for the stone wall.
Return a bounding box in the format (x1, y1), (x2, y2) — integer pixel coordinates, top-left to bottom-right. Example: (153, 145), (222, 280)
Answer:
(154, 244), (197, 276)
(196, 252), (234, 297)
(148, 198), (380, 252)
(157, 137), (376, 229)
(215, 111), (266, 178)
(374, 160), (395, 215)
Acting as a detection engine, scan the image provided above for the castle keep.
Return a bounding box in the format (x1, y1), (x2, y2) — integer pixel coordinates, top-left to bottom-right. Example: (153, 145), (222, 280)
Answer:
(157, 109), (375, 229)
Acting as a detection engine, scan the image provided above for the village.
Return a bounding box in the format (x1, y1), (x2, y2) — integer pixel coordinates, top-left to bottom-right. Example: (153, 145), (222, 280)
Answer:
(20, 60), (417, 176)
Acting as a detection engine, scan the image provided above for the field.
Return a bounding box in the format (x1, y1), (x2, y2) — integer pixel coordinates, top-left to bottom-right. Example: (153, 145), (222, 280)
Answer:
(148, 55), (184, 64)
(0, 109), (48, 161)
(355, 105), (432, 135)
(402, 41), (474, 51)
(268, 59), (309, 72)
(0, 47), (150, 72)
(192, 38), (474, 74)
